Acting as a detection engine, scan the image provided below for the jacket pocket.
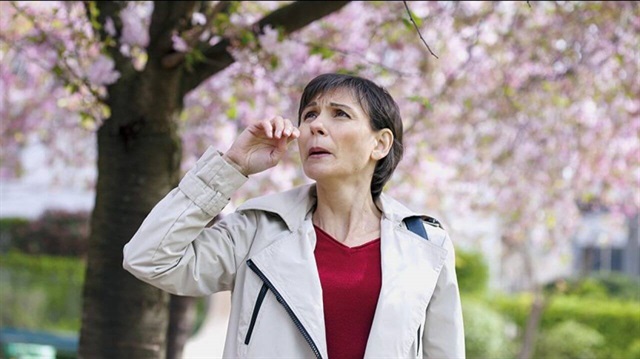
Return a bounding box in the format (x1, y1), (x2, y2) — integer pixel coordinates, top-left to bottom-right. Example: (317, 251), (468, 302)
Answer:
(245, 283), (269, 345)
(416, 324), (422, 357)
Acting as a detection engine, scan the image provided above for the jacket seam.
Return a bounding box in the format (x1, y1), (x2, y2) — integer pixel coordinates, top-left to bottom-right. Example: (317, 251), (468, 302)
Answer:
(183, 161), (229, 215)
(150, 201), (194, 262)
(235, 210), (259, 272)
(180, 173), (213, 214)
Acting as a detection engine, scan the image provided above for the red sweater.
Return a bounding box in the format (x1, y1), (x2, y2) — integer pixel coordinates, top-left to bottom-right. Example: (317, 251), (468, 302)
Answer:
(313, 225), (382, 359)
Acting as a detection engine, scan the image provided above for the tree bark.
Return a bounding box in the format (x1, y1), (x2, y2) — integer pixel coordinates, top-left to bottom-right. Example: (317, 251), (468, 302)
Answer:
(78, 54), (183, 359)
(517, 287), (547, 359)
(516, 240), (547, 359)
(166, 295), (198, 359)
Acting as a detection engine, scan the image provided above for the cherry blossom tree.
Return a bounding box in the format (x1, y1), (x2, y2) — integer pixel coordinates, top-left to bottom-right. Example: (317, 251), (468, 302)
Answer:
(3, 1), (350, 357)
(2, 1), (637, 358)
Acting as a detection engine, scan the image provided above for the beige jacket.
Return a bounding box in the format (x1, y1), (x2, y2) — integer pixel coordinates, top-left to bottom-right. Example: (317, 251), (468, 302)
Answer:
(123, 147), (465, 359)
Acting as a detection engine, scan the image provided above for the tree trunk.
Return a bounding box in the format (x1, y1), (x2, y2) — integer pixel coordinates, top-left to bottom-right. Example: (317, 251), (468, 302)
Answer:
(78, 58), (183, 358)
(166, 295), (198, 359)
(517, 287), (547, 359)
(517, 240), (547, 359)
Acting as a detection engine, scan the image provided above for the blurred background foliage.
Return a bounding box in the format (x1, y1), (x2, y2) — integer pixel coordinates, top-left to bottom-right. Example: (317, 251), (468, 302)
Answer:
(1, 211), (638, 358)
(1, 0), (638, 357)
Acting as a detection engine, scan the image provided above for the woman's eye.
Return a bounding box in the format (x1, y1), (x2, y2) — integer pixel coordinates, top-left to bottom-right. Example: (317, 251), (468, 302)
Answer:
(303, 111), (317, 120)
(335, 110), (350, 118)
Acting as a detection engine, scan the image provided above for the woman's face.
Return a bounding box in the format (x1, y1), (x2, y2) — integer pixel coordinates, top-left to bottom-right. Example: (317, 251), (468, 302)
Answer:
(298, 88), (381, 186)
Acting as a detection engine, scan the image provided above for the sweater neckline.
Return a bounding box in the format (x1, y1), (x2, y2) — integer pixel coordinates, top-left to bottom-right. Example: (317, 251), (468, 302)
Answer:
(314, 225), (380, 250)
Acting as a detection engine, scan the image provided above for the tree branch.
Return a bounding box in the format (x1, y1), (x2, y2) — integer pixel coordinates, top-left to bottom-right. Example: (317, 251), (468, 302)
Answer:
(403, 1), (438, 59)
(11, 2), (103, 100)
(87, 1), (123, 42)
(180, 1), (350, 96)
(148, 1), (198, 57)
(254, 1), (349, 34)
(161, 1), (233, 69)
(92, 1), (135, 78)
(403, 14), (483, 135)
(292, 39), (421, 78)
(183, 1), (231, 45)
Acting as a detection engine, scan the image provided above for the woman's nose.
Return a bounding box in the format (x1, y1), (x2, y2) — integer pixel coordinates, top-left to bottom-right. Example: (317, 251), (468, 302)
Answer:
(310, 118), (327, 136)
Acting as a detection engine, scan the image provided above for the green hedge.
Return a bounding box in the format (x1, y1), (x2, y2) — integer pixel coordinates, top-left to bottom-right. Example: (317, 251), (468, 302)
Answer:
(535, 320), (605, 359)
(0, 211), (90, 257)
(0, 252), (85, 333)
(456, 249), (489, 295)
(0, 251), (210, 340)
(462, 298), (516, 359)
(547, 272), (640, 301)
(493, 294), (640, 358)
(0, 218), (30, 253)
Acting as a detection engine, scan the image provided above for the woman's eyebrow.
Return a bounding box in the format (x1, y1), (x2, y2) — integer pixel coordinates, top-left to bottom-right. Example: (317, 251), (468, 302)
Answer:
(303, 101), (318, 109)
(329, 102), (354, 111)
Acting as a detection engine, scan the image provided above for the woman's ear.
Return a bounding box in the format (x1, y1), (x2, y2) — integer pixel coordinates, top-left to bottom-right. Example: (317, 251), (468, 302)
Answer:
(371, 129), (393, 160)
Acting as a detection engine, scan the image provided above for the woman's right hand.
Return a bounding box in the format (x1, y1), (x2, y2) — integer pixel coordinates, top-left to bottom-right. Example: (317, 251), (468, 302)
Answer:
(223, 116), (300, 176)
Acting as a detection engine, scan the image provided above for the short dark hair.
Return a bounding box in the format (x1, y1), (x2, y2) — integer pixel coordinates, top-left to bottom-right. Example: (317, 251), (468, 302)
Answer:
(298, 73), (404, 199)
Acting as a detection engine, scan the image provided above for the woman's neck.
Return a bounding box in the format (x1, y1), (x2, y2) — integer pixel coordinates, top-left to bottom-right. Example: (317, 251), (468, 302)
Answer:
(313, 182), (381, 245)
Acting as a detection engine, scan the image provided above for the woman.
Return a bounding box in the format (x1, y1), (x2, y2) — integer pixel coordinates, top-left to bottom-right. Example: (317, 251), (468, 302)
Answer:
(123, 73), (465, 358)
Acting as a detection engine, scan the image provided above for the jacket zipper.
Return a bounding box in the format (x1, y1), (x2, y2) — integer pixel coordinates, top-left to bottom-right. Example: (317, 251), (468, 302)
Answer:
(245, 283), (268, 345)
(247, 259), (322, 359)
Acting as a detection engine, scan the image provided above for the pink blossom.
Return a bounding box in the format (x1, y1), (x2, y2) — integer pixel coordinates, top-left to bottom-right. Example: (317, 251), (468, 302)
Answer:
(119, 2), (152, 47)
(258, 25), (279, 52)
(2, 1), (638, 269)
(87, 54), (120, 85)
(105, 17), (116, 37)
(171, 33), (189, 53)
(191, 12), (206, 26)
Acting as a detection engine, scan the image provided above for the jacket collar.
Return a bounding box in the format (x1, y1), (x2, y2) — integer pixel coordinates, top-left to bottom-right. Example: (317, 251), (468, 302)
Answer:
(237, 183), (424, 229)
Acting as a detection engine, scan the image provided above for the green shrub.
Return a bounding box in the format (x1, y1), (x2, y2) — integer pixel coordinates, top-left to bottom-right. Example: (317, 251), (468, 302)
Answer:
(463, 298), (516, 359)
(0, 252), (85, 332)
(535, 320), (604, 359)
(0, 217), (30, 252)
(546, 277), (609, 299)
(627, 339), (640, 359)
(0, 211), (90, 257)
(493, 294), (640, 358)
(548, 272), (640, 301)
(456, 249), (489, 294)
(590, 272), (640, 301)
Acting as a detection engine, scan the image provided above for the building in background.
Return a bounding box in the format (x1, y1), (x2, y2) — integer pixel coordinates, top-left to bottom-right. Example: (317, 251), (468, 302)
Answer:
(572, 210), (639, 278)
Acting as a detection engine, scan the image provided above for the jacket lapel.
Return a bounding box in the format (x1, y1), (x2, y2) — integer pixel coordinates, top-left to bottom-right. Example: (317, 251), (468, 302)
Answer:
(364, 218), (448, 358)
(247, 221), (329, 359)
(239, 185), (448, 358)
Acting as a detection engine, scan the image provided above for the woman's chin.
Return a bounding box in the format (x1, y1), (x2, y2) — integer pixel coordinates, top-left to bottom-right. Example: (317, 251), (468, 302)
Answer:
(302, 165), (336, 182)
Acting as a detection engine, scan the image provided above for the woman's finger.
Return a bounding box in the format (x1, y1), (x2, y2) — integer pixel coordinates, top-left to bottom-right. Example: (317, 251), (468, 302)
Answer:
(283, 118), (294, 137)
(286, 127), (300, 143)
(273, 116), (285, 138)
(259, 119), (273, 138)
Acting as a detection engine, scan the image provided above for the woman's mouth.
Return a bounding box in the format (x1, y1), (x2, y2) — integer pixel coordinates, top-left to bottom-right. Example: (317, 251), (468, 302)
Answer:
(308, 147), (331, 158)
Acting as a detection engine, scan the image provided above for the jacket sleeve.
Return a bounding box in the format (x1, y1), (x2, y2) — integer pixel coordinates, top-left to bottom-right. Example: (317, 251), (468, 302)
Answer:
(423, 233), (465, 358)
(122, 147), (252, 296)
